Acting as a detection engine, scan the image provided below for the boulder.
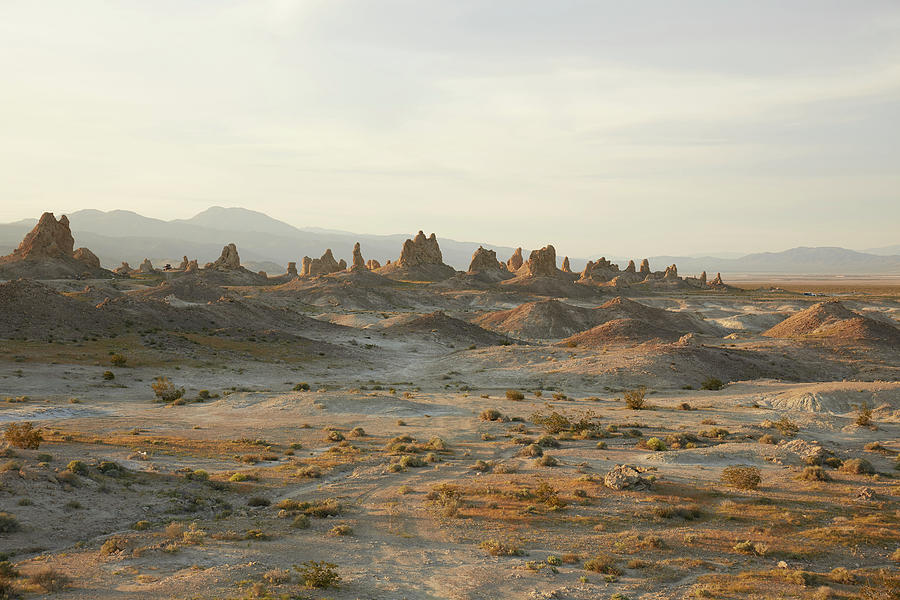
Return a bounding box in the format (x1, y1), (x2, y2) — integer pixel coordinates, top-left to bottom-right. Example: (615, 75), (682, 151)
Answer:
(210, 243), (241, 270)
(710, 272), (725, 287)
(178, 256), (190, 270)
(185, 260), (199, 273)
(114, 262), (133, 275)
(366, 259), (382, 270)
(73, 247), (101, 269)
(507, 248), (524, 272)
(625, 260), (636, 273)
(663, 264), (678, 280)
(561, 256), (572, 273)
(287, 262), (298, 277)
(603, 464), (653, 491)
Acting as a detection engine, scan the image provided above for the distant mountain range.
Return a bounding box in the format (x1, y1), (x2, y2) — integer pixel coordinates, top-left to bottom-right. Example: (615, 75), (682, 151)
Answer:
(1, 207), (898, 275)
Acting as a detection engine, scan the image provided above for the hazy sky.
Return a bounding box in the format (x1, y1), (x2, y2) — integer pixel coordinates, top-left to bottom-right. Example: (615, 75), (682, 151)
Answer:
(1, 1), (898, 257)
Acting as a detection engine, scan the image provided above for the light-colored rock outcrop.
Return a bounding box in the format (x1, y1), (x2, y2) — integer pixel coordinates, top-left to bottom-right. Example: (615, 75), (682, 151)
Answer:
(139, 258), (155, 273)
(210, 243), (241, 270)
(351, 242), (366, 271)
(73, 247), (101, 269)
(398, 231), (444, 267)
(301, 249), (344, 277)
(523, 245), (559, 277)
(468, 246), (504, 273)
(507, 248), (524, 272)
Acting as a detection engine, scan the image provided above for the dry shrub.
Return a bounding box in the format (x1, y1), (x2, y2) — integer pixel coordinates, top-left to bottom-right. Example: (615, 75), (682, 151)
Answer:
(721, 465), (761, 490)
(584, 553), (621, 575)
(29, 568), (71, 592)
(480, 539), (523, 556)
(798, 466), (830, 481)
(3, 422), (42, 449)
(624, 387), (647, 410)
(839, 458), (874, 475)
(505, 390), (525, 401)
(151, 377), (184, 403)
(0, 513), (19, 533)
(479, 409), (503, 421)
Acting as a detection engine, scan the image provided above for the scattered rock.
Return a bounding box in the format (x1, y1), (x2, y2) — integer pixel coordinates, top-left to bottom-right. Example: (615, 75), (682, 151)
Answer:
(604, 464), (653, 490)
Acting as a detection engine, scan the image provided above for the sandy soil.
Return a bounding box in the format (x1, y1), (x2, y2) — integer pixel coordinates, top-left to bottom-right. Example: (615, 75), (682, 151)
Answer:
(0, 279), (897, 599)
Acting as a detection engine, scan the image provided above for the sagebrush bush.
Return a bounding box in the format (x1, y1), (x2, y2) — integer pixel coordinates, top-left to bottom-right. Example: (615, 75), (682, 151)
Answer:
(799, 466), (830, 481)
(700, 377), (725, 391)
(151, 376), (184, 402)
(720, 465), (761, 490)
(855, 401), (873, 427)
(839, 458), (874, 475)
(624, 387), (646, 410)
(645, 437), (666, 451)
(479, 408), (503, 421)
(480, 539), (523, 556)
(584, 553), (621, 575)
(295, 560), (340, 589)
(3, 422), (42, 449)
(29, 568), (72, 592)
(66, 460), (88, 475)
(505, 390), (525, 401)
(0, 512), (19, 533)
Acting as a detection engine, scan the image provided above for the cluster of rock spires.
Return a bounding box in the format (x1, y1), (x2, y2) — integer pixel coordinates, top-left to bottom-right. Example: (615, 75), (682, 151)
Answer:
(0, 213), (727, 290)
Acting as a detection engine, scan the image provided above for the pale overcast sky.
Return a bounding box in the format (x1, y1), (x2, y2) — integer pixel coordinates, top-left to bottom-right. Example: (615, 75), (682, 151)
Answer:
(1, 1), (898, 256)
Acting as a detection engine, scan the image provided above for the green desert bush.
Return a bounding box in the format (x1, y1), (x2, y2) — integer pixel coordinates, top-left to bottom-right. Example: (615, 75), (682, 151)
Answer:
(700, 377), (725, 391)
(295, 560), (340, 589)
(66, 460), (88, 475)
(645, 437), (666, 451)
